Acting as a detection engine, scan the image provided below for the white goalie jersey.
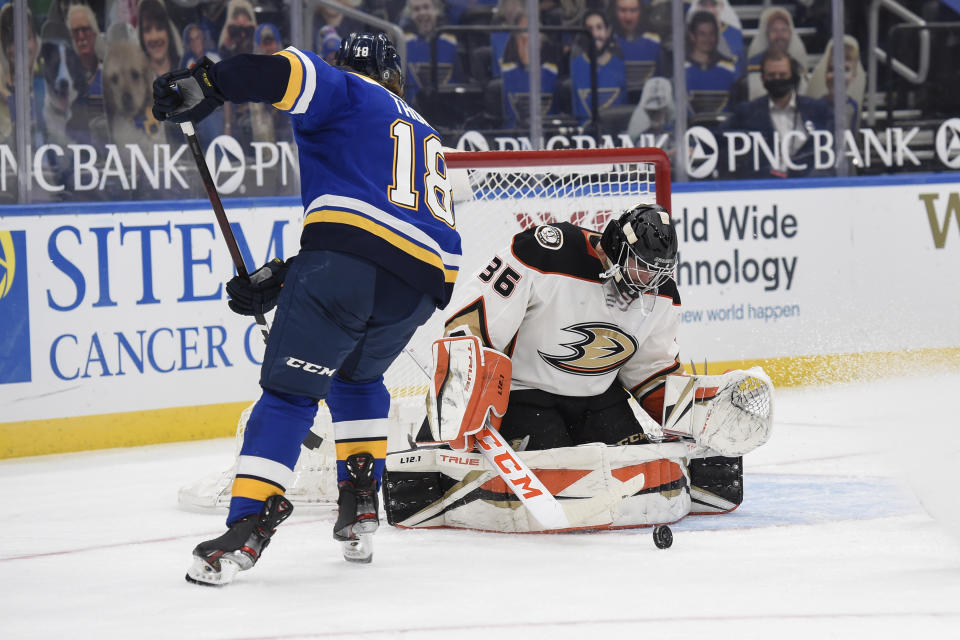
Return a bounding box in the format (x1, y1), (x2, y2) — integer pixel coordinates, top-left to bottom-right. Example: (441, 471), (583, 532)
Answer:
(442, 222), (683, 420)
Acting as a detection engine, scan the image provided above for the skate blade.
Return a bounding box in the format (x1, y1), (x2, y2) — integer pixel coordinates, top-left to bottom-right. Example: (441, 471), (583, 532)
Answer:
(340, 534), (373, 564)
(185, 555), (241, 586)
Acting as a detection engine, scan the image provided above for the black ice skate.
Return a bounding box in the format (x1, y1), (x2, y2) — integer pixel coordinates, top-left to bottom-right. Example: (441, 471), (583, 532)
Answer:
(185, 494), (293, 586)
(333, 453), (379, 563)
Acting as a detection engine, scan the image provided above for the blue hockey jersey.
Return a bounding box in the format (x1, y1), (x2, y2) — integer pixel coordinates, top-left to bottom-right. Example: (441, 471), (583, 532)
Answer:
(570, 51), (627, 124)
(272, 47), (461, 307)
(404, 32), (461, 105)
(614, 32), (661, 91)
(685, 56), (738, 117)
(501, 60), (558, 129)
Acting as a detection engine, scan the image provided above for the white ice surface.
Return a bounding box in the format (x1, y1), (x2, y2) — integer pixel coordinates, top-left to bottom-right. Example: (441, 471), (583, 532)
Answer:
(2, 374), (960, 640)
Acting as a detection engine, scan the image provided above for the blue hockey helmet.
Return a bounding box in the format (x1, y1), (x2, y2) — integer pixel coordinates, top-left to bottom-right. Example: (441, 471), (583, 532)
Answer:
(335, 32), (404, 96)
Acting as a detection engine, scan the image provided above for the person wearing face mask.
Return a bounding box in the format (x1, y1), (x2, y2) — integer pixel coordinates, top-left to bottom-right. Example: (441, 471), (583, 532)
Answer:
(723, 49), (831, 179)
(744, 7), (808, 101)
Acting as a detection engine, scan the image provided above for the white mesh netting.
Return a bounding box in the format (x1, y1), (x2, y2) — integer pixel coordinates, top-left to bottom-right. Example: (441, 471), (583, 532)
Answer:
(178, 149), (669, 510)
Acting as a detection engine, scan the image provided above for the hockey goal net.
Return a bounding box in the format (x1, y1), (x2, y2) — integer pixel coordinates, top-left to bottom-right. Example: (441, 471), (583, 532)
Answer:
(178, 147), (672, 510)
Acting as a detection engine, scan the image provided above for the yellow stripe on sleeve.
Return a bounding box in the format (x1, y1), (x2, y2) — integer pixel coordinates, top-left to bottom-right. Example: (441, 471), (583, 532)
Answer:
(304, 209), (458, 283)
(232, 477), (284, 501)
(273, 50), (304, 111)
(336, 439), (389, 460)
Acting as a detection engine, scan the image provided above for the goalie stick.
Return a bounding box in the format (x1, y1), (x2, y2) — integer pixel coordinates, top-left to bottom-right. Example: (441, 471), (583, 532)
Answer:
(180, 121), (269, 343)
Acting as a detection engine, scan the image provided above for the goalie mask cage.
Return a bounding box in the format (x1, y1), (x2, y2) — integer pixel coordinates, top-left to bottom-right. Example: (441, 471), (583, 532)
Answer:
(178, 147), (672, 510)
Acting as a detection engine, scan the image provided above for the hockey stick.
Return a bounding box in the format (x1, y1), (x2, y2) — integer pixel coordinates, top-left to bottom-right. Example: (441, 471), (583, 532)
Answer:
(180, 121), (269, 344)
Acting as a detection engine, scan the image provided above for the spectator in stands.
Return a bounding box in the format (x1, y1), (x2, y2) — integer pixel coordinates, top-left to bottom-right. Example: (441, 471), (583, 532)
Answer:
(724, 50), (831, 179)
(402, 0), (461, 107)
(0, 4), (46, 148)
(181, 23), (222, 69)
(490, 0), (524, 77)
(626, 75), (674, 152)
(684, 10), (737, 120)
(67, 3), (103, 97)
(500, 13), (559, 129)
(610, 0), (663, 99)
(806, 35), (865, 134)
(139, 0), (182, 79)
(570, 9), (626, 125)
(744, 7), (808, 101)
(686, 0), (743, 77)
(218, 0), (256, 61)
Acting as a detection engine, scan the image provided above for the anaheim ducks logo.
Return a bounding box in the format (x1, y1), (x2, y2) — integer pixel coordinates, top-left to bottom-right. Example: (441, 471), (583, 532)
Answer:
(538, 323), (637, 375)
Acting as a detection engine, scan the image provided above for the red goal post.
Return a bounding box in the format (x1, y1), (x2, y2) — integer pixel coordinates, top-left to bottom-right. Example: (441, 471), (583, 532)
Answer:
(177, 147), (673, 510)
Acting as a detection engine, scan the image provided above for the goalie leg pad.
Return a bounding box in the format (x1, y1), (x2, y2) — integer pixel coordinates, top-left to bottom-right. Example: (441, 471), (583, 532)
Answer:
(427, 336), (512, 451)
(384, 442), (691, 532)
(688, 455), (743, 514)
(383, 469), (445, 526)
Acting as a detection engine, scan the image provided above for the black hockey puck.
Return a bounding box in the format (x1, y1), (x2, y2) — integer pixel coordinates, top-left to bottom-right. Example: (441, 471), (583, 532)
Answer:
(652, 525), (673, 549)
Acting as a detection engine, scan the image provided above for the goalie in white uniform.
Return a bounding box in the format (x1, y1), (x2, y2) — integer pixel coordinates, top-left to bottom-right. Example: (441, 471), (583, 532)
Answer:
(385, 203), (771, 531)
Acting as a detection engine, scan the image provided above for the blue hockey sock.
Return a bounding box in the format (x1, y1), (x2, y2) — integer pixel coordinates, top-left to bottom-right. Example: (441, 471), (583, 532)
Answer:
(227, 388), (318, 526)
(326, 375), (390, 489)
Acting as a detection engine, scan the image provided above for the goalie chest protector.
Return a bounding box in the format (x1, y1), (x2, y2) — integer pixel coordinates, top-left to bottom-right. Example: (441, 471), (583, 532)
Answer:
(444, 222), (681, 398)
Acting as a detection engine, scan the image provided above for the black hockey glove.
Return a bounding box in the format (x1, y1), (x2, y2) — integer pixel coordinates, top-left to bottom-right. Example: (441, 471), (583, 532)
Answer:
(152, 57), (225, 124)
(226, 257), (292, 316)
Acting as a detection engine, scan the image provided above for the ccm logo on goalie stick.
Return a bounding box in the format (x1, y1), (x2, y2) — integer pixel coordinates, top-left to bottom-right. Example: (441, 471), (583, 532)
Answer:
(285, 357), (336, 376)
(476, 428), (543, 499)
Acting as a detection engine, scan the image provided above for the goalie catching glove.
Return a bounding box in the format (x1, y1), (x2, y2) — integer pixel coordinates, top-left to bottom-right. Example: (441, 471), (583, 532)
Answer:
(226, 257), (292, 316)
(426, 336), (512, 451)
(661, 366), (774, 456)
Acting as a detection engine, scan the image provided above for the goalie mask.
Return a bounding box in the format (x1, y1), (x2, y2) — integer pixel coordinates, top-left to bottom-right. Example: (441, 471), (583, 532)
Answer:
(599, 204), (678, 309)
(335, 32), (404, 96)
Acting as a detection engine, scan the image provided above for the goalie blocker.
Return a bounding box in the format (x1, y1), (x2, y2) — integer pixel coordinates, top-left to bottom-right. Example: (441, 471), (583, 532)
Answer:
(384, 337), (774, 532)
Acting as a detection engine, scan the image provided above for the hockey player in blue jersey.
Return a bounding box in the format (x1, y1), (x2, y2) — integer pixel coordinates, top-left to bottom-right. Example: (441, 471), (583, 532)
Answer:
(152, 32), (462, 585)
